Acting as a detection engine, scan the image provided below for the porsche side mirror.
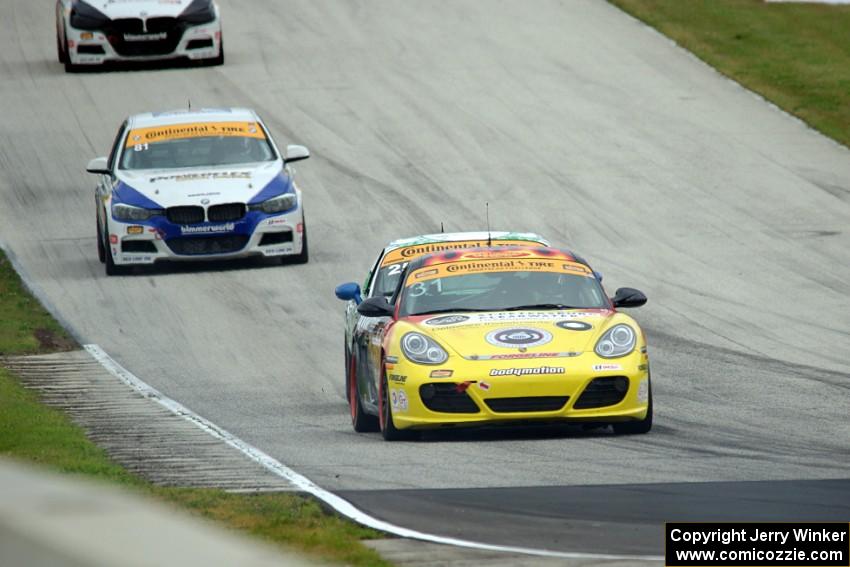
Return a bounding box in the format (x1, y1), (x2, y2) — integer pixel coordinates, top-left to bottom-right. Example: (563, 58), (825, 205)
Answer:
(612, 287), (647, 308)
(335, 282), (362, 305)
(357, 296), (394, 318)
(86, 157), (110, 175)
(284, 144), (310, 164)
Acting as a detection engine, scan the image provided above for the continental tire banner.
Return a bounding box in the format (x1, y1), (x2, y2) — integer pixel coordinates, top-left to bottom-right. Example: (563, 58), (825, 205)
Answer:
(666, 523), (849, 566)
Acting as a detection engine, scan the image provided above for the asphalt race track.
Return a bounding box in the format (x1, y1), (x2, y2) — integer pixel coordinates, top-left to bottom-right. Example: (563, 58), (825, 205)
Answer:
(1, 0), (849, 556)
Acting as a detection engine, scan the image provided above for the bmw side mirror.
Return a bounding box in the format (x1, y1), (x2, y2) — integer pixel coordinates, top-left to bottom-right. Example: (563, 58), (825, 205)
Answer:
(593, 271), (603, 282)
(284, 145), (310, 164)
(86, 157), (110, 175)
(335, 282), (362, 305)
(357, 296), (394, 318)
(612, 287), (647, 308)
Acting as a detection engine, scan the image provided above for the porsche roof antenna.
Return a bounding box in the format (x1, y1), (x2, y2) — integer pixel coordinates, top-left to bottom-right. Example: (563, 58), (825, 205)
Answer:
(188, 98), (192, 111)
(440, 222), (445, 233)
(486, 202), (492, 247)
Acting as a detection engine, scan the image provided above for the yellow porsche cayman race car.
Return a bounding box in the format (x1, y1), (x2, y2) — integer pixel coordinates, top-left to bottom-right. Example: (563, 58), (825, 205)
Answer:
(335, 246), (652, 440)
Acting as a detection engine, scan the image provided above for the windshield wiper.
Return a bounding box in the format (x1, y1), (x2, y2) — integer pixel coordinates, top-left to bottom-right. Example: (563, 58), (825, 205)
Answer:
(503, 304), (583, 311)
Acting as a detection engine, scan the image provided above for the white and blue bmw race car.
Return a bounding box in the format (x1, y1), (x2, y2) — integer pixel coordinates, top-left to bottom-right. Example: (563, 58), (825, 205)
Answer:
(87, 108), (310, 275)
(55, 0), (223, 72)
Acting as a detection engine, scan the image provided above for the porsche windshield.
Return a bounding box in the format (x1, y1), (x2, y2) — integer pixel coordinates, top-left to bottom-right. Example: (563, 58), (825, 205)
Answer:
(399, 259), (608, 316)
(119, 121), (276, 170)
(371, 240), (548, 298)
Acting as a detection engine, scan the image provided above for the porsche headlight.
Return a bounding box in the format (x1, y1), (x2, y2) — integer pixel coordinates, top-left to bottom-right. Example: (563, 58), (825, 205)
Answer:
(249, 193), (297, 214)
(594, 324), (636, 358)
(112, 203), (162, 221)
(401, 332), (448, 365)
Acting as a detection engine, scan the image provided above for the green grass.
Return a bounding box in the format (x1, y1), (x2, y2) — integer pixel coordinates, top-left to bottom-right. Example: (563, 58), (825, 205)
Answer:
(0, 249), (391, 567)
(608, 0), (850, 147)
(0, 252), (76, 354)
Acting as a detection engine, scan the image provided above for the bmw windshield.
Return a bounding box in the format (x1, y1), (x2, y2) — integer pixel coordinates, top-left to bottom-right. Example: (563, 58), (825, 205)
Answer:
(119, 121), (276, 170)
(399, 254), (609, 317)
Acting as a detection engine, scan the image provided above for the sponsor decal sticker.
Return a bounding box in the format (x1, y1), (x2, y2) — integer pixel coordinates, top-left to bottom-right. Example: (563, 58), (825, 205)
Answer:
(637, 378), (649, 403)
(109, 234), (118, 244)
(388, 374), (407, 384)
(125, 122), (266, 147)
(124, 32), (167, 41)
(408, 258), (593, 284)
(425, 315), (470, 326)
(463, 250), (530, 259)
(180, 223), (235, 235)
(478, 381), (491, 391)
(481, 352), (579, 360)
(385, 356), (398, 364)
(593, 364), (623, 372)
(415, 268), (439, 279)
(556, 320), (592, 331)
(390, 389), (408, 412)
(489, 366), (565, 377)
(126, 225), (144, 235)
(149, 171), (251, 183)
(381, 239), (546, 266)
(486, 327), (552, 349)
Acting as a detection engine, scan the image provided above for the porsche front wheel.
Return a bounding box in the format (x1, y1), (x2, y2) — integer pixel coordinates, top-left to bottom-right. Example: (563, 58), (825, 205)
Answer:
(612, 382), (653, 435)
(348, 354), (378, 433)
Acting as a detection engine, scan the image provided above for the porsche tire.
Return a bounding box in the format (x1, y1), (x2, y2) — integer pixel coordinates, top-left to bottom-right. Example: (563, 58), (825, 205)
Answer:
(612, 383), (653, 435)
(379, 368), (415, 441)
(348, 354), (378, 433)
(344, 345), (351, 402)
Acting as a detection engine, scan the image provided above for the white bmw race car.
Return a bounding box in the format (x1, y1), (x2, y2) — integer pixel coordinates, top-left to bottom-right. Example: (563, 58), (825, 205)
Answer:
(87, 108), (310, 275)
(55, 0), (223, 72)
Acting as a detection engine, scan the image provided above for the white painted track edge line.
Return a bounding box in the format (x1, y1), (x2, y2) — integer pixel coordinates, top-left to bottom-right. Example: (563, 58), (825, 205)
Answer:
(84, 344), (661, 561)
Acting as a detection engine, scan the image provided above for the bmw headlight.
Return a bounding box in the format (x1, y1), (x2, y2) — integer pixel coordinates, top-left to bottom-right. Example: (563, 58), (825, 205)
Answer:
(594, 324), (636, 358)
(180, 0), (216, 24)
(70, 1), (110, 30)
(249, 193), (297, 214)
(112, 204), (162, 221)
(401, 332), (448, 365)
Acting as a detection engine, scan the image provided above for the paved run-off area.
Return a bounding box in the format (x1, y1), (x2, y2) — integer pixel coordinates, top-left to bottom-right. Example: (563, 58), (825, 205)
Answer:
(0, 0), (848, 556)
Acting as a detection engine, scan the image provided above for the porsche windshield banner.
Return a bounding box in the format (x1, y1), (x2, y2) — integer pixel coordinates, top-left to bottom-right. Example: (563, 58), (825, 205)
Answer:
(382, 240), (545, 266)
(407, 258), (593, 285)
(125, 122), (266, 147)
